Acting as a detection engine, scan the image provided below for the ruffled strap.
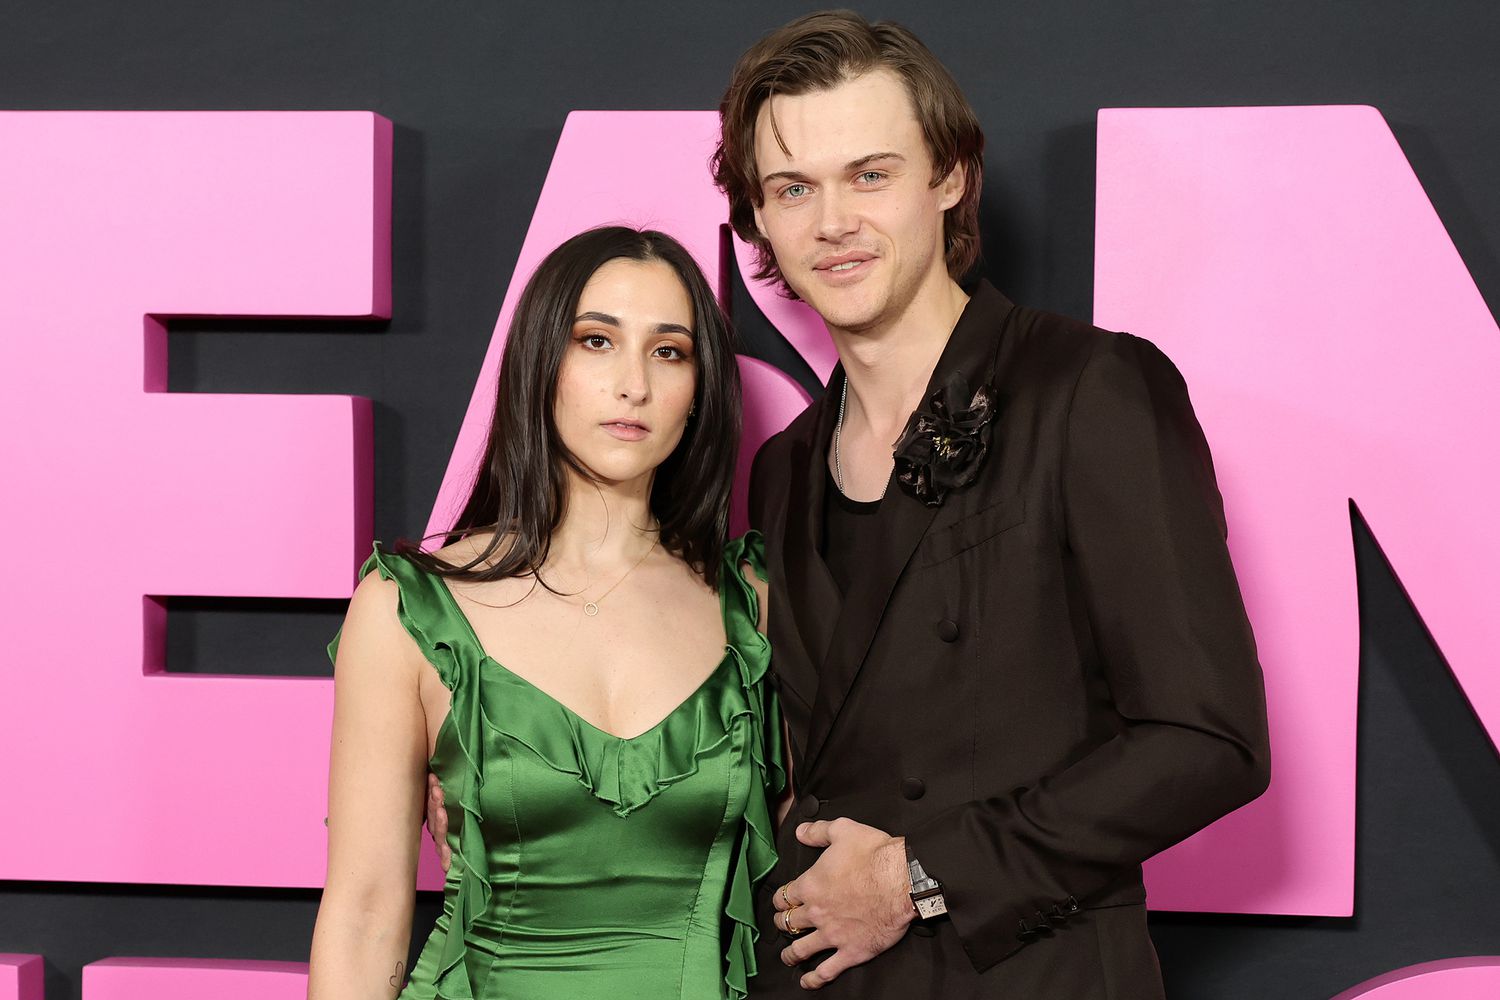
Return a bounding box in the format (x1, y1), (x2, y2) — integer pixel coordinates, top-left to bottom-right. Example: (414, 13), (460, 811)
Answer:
(719, 530), (786, 999)
(326, 542), (494, 1000)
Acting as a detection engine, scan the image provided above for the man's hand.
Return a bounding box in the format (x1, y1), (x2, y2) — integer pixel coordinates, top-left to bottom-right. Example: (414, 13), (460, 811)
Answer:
(772, 817), (914, 990)
(425, 773), (451, 871)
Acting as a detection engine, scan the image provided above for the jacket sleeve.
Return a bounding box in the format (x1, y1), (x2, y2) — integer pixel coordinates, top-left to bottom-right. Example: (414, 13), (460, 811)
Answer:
(906, 332), (1271, 972)
(748, 434), (779, 533)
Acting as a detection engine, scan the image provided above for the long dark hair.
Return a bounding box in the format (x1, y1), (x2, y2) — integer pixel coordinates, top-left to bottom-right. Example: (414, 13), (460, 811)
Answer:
(398, 227), (741, 590)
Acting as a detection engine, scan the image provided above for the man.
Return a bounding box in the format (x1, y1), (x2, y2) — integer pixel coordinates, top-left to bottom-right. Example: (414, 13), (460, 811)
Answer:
(711, 10), (1270, 998)
(425, 11), (1270, 997)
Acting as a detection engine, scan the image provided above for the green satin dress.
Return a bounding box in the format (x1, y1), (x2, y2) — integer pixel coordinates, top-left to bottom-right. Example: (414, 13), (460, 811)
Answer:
(327, 532), (784, 1000)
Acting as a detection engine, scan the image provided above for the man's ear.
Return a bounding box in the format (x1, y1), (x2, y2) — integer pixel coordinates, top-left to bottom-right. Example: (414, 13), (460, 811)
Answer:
(937, 161), (967, 212)
(752, 200), (767, 241)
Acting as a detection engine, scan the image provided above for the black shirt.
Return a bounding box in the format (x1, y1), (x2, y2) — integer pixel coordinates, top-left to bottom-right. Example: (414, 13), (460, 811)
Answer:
(820, 466), (883, 598)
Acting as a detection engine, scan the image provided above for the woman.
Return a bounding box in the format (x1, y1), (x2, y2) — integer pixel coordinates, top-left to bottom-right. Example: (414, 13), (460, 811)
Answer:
(307, 227), (784, 999)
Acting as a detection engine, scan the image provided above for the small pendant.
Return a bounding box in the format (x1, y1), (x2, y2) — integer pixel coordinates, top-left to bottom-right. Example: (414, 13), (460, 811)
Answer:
(583, 602), (599, 617)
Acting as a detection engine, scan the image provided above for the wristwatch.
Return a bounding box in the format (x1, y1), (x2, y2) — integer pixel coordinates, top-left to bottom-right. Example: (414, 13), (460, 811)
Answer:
(905, 841), (948, 919)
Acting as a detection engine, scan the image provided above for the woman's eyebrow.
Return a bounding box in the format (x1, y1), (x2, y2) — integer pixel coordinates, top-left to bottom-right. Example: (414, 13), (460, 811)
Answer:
(575, 311), (620, 326)
(576, 312), (694, 338)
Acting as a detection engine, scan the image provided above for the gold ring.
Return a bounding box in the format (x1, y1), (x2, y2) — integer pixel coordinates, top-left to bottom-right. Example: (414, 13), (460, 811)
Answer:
(785, 904), (805, 936)
(780, 883), (791, 908)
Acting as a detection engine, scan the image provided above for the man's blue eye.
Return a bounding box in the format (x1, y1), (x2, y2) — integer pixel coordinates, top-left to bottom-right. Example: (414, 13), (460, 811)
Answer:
(861, 171), (884, 183)
(784, 184), (808, 199)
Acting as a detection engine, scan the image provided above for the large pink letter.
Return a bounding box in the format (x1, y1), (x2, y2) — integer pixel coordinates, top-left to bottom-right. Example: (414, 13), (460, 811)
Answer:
(0, 112), (389, 888)
(0, 956), (44, 1000)
(83, 958), (307, 1000)
(1330, 957), (1500, 999)
(1096, 106), (1500, 915)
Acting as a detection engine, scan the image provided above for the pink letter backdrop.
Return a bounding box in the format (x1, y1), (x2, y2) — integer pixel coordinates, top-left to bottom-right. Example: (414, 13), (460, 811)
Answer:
(1096, 105), (1500, 917)
(2, 107), (1496, 997)
(1329, 958), (1500, 999)
(0, 956), (43, 1000)
(0, 112), (388, 890)
(82, 959), (309, 1000)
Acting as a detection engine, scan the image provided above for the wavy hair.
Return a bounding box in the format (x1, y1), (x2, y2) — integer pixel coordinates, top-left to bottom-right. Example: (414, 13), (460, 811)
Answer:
(712, 9), (985, 297)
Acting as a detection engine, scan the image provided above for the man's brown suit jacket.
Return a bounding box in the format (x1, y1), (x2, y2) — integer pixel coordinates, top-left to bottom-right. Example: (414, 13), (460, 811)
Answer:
(747, 281), (1271, 999)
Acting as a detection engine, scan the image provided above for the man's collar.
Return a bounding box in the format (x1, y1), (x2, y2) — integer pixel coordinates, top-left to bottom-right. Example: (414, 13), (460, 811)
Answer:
(934, 278), (1014, 387)
(822, 278), (1013, 424)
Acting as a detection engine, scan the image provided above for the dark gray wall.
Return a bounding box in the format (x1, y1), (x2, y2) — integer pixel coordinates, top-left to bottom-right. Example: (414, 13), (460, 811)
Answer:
(3, 2), (1498, 997)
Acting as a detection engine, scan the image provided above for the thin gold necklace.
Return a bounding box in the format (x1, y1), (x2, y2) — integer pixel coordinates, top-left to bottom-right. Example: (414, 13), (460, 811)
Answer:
(582, 538), (658, 617)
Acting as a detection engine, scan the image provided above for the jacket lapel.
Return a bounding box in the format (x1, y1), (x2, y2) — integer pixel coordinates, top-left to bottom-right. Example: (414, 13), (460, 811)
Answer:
(774, 386), (842, 710)
(801, 281), (1016, 774)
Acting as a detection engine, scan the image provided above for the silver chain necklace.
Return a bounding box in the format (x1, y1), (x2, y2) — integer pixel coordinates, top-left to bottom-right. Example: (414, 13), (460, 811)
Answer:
(834, 378), (888, 500)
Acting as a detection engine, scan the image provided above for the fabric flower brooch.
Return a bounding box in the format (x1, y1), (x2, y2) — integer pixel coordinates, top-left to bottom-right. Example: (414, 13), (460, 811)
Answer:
(893, 372), (999, 507)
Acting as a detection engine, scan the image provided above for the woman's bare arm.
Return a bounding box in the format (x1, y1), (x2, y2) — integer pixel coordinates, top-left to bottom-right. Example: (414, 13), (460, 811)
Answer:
(308, 572), (429, 999)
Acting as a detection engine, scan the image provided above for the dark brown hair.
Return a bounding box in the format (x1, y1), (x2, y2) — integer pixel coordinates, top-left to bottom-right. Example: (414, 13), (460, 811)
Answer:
(712, 9), (985, 296)
(398, 227), (741, 590)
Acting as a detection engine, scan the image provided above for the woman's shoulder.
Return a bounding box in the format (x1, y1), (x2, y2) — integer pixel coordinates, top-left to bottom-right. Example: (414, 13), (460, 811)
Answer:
(345, 533), (491, 634)
(428, 528), (502, 569)
(357, 529), (502, 582)
(331, 546), (423, 675)
(332, 535), (491, 681)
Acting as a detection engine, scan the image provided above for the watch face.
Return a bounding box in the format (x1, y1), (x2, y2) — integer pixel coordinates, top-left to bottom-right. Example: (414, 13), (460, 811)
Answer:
(915, 895), (948, 919)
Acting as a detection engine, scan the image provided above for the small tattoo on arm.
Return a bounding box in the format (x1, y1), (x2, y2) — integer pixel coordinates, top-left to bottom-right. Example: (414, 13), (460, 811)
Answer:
(389, 960), (405, 993)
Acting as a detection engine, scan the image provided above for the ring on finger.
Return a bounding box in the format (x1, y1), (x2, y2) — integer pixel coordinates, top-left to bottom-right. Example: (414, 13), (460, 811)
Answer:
(780, 883), (791, 908)
(785, 904), (805, 937)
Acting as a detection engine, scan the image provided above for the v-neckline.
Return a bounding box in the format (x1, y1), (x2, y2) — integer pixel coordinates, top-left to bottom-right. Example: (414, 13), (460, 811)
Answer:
(430, 572), (735, 744)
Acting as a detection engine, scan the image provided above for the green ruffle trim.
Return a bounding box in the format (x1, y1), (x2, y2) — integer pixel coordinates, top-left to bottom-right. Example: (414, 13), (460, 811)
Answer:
(329, 531), (784, 1000)
(718, 530), (786, 1000)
